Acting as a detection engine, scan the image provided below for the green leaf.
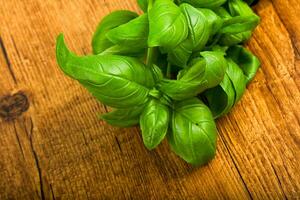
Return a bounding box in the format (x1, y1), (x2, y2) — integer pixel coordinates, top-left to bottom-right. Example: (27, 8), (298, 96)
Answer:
(56, 34), (155, 108)
(100, 106), (145, 127)
(137, 0), (148, 12)
(92, 10), (138, 55)
(217, 0), (260, 46)
(168, 98), (218, 166)
(159, 51), (227, 100)
(199, 8), (223, 36)
(168, 4), (211, 66)
(180, 0), (227, 8)
(203, 59), (246, 118)
(106, 14), (149, 52)
(204, 74), (235, 118)
(148, 0), (189, 51)
(227, 45), (260, 84)
(226, 59), (246, 102)
(140, 99), (170, 150)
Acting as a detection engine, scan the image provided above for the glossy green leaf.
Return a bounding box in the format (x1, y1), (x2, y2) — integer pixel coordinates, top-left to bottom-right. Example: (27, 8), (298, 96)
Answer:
(100, 106), (145, 127)
(199, 8), (223, 36)
(204, 74), (235, 118)
(140, 99), (170, 150)
(226, 59), (246, 102)
(56, 34), (155, 108)
(168, 4), (211, 66)
(227, 45), (260, 84)
(179, 0), (227, 8)
(217, 0), (260, 46)
(106, 14), (149, 52)
(159, 51), (227, 100)
(168, 98), (218, 166)
(148, 0), (189, 50)
(203, 59), (246, 118)
(92, 10), (138, 54)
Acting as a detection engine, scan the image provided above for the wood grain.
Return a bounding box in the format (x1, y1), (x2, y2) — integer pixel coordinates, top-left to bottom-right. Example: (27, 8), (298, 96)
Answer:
(0, 0), (299, 199)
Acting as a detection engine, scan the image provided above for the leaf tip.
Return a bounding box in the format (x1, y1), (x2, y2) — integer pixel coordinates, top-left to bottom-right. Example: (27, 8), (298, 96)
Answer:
(56, 33), (71, 70)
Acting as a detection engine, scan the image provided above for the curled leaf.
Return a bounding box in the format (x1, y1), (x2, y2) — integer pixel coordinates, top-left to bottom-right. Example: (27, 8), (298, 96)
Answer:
(92, 10), (138, 54)
(227, 45), (260, 84)
(106, 14), (149, 53)
(180, 0), (227, 8)
(203, 59), (246, 118)
(159, 51), (227, 100)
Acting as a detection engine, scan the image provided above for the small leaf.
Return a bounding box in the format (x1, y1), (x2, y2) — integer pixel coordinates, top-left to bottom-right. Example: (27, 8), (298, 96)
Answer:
(140, 99), (170, 150)
(148, 0), (189, 50)
(203, 59), (246, 118)
(180, 0), (227, 8)
(227, 45), (260, 84)
(203, 76), (235, 119)
(159, 51), (227, 100)
(92, 10), (138, 54)
(106, 14), (149, 52)
(100, 106), (145, 127)
(56, 34), (155, 108)
(168, 98), (218, 166)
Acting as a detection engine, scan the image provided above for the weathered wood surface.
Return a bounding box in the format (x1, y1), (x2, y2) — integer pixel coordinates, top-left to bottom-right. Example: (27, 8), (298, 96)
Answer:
(0, 0), (299, 199)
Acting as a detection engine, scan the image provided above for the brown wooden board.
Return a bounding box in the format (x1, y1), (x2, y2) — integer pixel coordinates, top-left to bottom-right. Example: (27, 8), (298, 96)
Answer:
(0, 0), (299, 199)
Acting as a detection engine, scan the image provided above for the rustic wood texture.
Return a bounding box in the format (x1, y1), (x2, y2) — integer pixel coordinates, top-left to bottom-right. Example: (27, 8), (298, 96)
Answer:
(0, 0), (299, 199)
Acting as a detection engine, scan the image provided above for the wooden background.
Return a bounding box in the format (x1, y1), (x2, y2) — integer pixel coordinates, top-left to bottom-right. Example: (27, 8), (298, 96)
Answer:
(0, 0), (299, 199)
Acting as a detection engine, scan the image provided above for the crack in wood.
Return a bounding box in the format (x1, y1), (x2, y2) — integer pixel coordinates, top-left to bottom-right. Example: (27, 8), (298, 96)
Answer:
(50, 184), (56, 200)
(270, 163), (288, 199)
(115, 136), (122, 153)
(25, 117), (45, 200)
(13, 122), (25, 159)
(219, 134), (253, 200)
(0, 36), (17, 84)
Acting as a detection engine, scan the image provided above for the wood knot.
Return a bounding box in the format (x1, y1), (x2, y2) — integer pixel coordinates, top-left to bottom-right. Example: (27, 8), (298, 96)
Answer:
(0, 91), (29, 121)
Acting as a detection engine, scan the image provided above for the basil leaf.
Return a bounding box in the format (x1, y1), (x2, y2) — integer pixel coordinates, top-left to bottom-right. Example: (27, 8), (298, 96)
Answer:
(100, 106), (145, 127)
(199, 8), (223, 36)
(203, 59), (246, 118)
(137, 0), (148, 12)
(168, 4), (211, 67)
(140, 99), (170, 150)
(180, 0), (227, 8)
(217, 0), (260, 46)
(106, 14), (149, 52)
(148, 0), (189, 51)
(56, 34), (155, 108)
(204, 74), (235, 118)
(227, 45), (260, 84)
(92, 10), (138, 54)
(159, 51), (227, 100)
(168, 98), (218, 166)
(226, 59), (246, 102)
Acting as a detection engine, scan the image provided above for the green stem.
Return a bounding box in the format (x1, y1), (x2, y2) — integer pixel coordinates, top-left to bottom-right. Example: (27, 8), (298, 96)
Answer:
(148, 0), (154, 12)
(146, 0), (154, 67)
(146, 47), (155, 67)
(166, 62), (172, 78)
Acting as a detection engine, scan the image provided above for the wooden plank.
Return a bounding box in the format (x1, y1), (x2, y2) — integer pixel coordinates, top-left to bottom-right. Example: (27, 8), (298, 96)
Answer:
(0, 0), (299, 199)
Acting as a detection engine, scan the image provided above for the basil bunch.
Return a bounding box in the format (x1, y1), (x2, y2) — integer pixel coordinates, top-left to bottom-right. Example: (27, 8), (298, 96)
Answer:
(56, 0), (260, 166)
